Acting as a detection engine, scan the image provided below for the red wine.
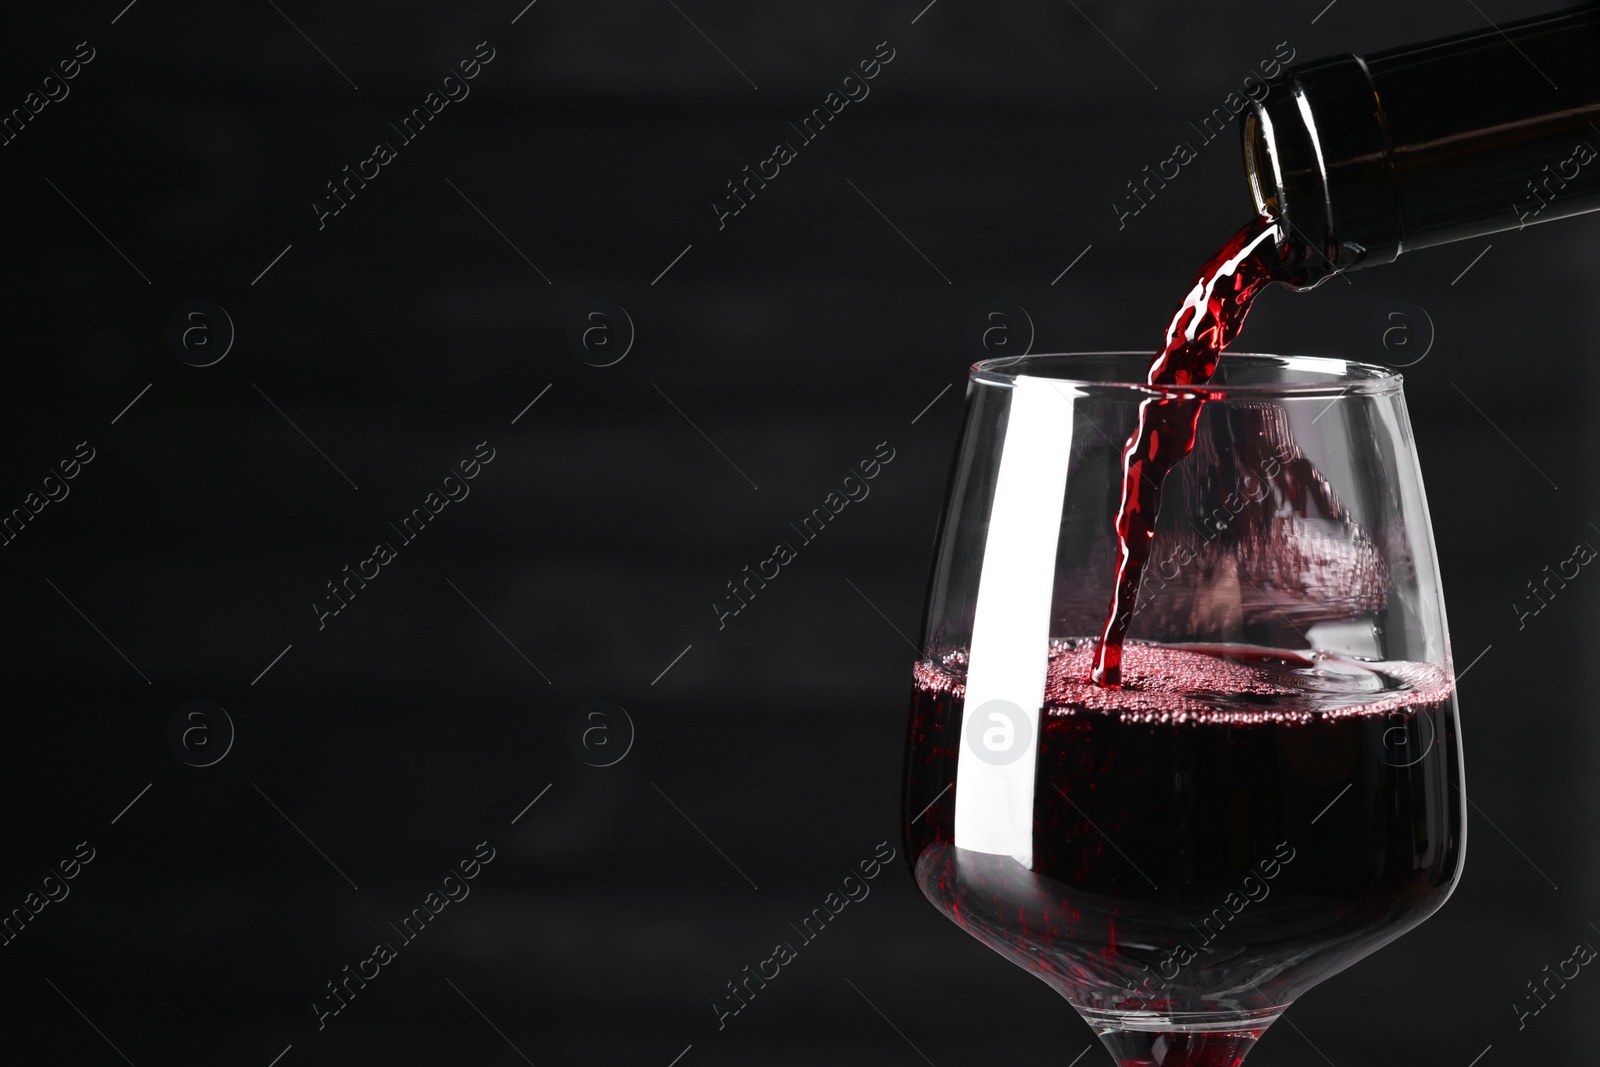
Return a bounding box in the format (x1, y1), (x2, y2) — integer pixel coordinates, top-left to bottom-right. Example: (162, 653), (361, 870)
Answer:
(1092, 217), (1286, 688)
(903, 641), (1462, 1065)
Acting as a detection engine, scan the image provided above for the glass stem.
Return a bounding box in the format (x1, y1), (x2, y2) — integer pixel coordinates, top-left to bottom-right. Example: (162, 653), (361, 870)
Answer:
(1094, 1026), (1264, 1066)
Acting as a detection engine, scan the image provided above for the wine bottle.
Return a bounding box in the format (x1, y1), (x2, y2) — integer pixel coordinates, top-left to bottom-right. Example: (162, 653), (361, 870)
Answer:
(1242, 2), (1600, 286)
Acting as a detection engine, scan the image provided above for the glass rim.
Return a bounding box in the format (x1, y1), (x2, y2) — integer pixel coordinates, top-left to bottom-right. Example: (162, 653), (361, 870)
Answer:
(970, 351), (1404, 398)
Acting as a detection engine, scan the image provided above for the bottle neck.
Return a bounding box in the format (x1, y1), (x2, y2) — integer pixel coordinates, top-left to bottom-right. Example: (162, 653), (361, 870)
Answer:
(1243, 2), (1600, 287)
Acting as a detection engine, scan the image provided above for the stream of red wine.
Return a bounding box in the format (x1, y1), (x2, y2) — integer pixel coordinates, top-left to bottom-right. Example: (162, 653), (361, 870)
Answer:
(1090, 216), (1287, 688)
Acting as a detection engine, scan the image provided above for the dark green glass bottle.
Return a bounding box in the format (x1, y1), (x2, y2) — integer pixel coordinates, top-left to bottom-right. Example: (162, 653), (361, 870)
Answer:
(1242, 3), (1600, 286)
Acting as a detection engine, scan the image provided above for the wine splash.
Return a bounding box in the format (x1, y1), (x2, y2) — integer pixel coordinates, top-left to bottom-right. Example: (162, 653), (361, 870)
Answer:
(1091, 217), (1287, 688)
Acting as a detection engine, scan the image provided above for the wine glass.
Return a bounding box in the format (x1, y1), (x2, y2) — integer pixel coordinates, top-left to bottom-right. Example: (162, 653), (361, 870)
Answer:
(901, 352), (1465, 1067)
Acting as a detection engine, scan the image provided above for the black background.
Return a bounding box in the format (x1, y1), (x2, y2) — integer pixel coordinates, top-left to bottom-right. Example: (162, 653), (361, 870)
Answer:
(0, 1), (1593, 1064)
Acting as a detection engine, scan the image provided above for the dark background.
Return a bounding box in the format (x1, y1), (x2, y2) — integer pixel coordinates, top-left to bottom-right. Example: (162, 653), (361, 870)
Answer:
(0, 1), (1592, 1064)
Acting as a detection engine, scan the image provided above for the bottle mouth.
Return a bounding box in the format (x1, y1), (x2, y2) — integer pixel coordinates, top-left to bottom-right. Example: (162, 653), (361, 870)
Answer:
(1238, 55), (1404, 281)
(970, 352), (1403, 398)
(1243, 109), (1281, 220)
